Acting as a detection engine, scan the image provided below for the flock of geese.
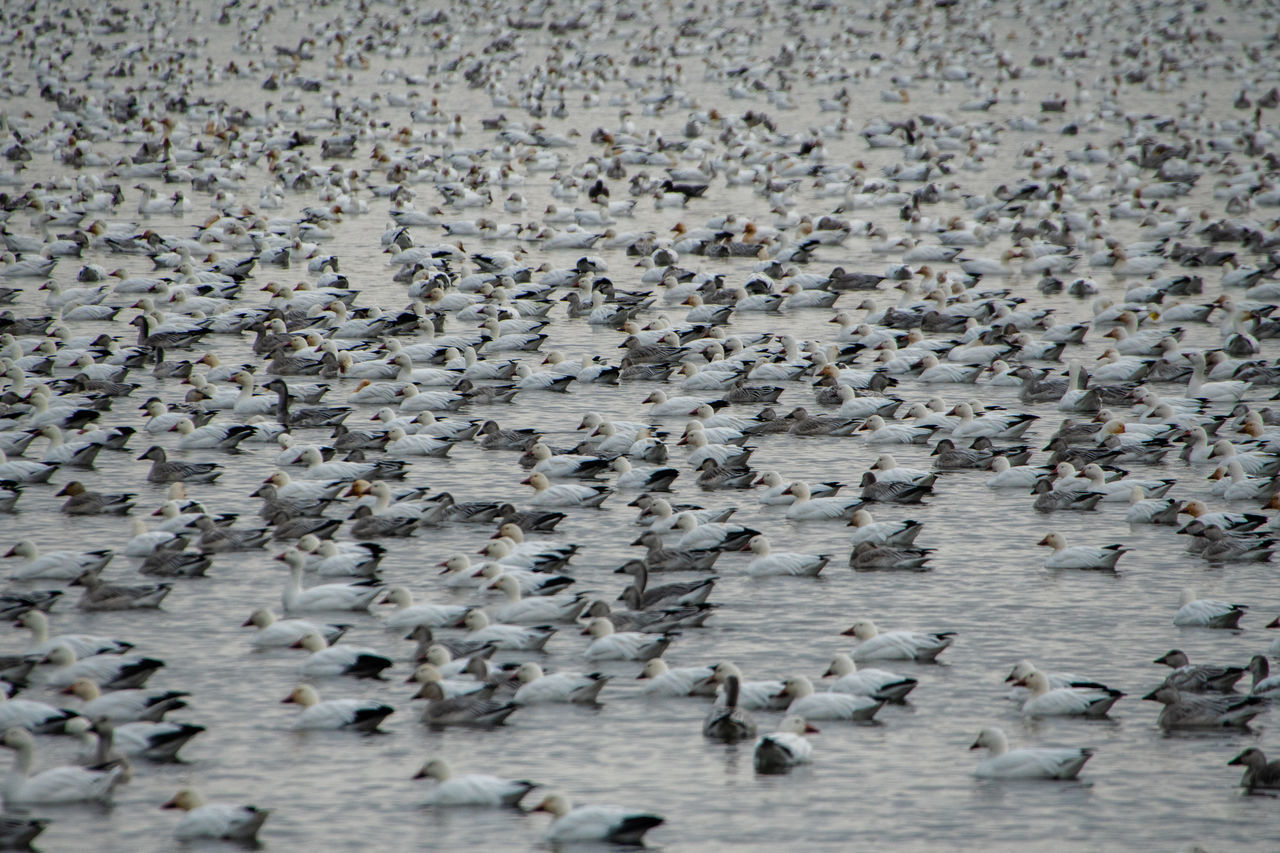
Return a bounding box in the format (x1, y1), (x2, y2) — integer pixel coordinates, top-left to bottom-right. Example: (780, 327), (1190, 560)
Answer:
(0, 0), (1279, 847)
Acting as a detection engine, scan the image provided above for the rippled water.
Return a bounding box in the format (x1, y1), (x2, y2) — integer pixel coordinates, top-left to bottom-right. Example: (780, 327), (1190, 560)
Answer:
(2, 0), (1279, 850)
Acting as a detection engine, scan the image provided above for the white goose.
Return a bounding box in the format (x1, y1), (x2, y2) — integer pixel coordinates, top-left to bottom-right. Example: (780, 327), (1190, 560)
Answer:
(278, 550), (382, 613)
(17, 611), (131, 658)
(637, 659), (716, 697)
(4, 540), (113, 580)
(294, 632), (393, 679)
(531, 793), (664, 845)
(783, 482), (864, 521)
(61, 678), (187, 723)
(823, 653), (918, 701)
(242, 608), (346, 649)
(1036, 532), (1126, 570)
(1014, 669), (1123, 717)
(378, 587), (468, 629)
(744, 535), (829, 576)
(413, 758), (536, 807)
(1172, 588), (1247, 629)
(459, 608), (555, 651)
(512, 662), (609, 704)
(163, 788), (270, 842)
(281, 684), (394, 732)
(581, 617), (671, 661)
(754, 715), (818, 774)
(487, 575), (588, 624)
(841, 619), (955, 662)
(2, 728), (125, 805)
(776, 675), (884, 721)
(969, 727), (1093, 779)
(521, 471), (611, 507)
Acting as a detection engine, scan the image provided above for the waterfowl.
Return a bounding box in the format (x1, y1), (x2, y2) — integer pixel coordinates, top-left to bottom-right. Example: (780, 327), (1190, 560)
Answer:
(841, 619), (955, 662)
(530, 793), (664, 845)
(1, 727), (125, 805)
(163, 788), (270, 842)
(512, 662), (608, 704)
(1143, 685), (1266, 729)
(62, 678), (188, 723)
(281, 684), (393, 732)
(1014, 669), (1123, 718)
(1172, 588), (1247, 628)
(1153, 650), (1245, 693)
(637, 659), (716, 697)
(581, 617), (671, 661)
(702, 673), (758, 742)
(4, 540), (113, 580)
(413, 757), (536, 807)
(969, 727), (1093, 780)
(776, 675), (884, 722)
(1036, 532), (1126, 570)
(278, 549), (382, 613)
(754, 715), (817, 774)
(744, 536), (829, 577)
(823, 653), (918, 701)
(294, 632), (393, 679)
(1228, 748), (1280, 791)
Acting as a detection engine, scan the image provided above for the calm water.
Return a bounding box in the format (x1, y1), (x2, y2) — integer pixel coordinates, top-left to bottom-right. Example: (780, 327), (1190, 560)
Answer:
(1, 0), (1279, 849)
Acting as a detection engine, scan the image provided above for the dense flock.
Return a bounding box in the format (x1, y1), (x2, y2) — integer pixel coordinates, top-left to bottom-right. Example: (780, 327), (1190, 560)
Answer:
(0, 0), (1279, 848)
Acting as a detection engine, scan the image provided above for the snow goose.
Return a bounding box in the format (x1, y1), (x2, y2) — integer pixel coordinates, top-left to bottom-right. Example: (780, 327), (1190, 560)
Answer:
(755, 470), (843, 505)
(1036, 532), (1126, 570)
(531, 792), (664, 845)
(471, 562), (575, 597)
(1124, 486), (1181, 524)
(841, 619), (955, 662)
(413, 758), (536, 807)
(281, 684), (393, 733)
(754, 715), (818, 774)
(526, 442), (610, 479)
(1143, 685), (1266, 729)
(777, 675), (884, 721)
(643, 389), (714, 416)
(783, 482), (864, 521)
(521, 472), (611, 508)
(581, 617), (672, 661)
(637, 659), (716, 697)
(242, 609), (348, 649)
(487, 575), (589, 624)
(62, 678), (188, 723)
(611, 457), (680, 492)
(163, 788), (270, 842)
(17, 610), (132, 658)
(847, 509), (924, 547)
(744, 536), (829, 577)
(1014, 669), (1123, 718)
(1003, 660), (1111, 701)
(278, 549), (382, 613)
(861, 414), (935, 444)
(40, 645), (163, 690)
(671, 512), (759, 551)
(1153, 650), (1245, 693)
(4, 540), (113, 580)
(702, 674), (758, 742)
(1, 727), (125, 805)
(512, 662), (609, 704)
(1210, 461), (1280, 502)
(1077, 463), (1175, 501)
(1186, 351), (1250, 402)
(1228, 748), (1280, 791)
(378, 587), (468, 629)
(984, 456), (1043, 489)
(1172, 588), (1247, 628)
(823, 653), (918, 701)
(407, 663), (490, 700)
(295, 632), (392, 679)
(0, 693), (78, 734)
(458, 608), (555, 651)
(969, 727), (1093, 779)
(704, 662), (788, 711)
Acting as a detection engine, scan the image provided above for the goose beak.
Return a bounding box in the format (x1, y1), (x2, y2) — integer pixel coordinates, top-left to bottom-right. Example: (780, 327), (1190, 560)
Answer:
(839, 626), (857, 636)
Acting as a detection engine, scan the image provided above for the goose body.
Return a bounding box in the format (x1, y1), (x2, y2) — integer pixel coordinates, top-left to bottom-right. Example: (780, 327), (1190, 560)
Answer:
(970, 727), (1093, 779)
